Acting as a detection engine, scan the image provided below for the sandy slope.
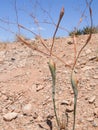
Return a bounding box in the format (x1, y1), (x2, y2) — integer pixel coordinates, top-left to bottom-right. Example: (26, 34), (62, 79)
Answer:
(0, 34), (98, 130)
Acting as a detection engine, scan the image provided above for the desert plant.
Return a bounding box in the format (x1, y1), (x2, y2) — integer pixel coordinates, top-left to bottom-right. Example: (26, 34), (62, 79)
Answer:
(69, 29), (83, 36)
(82, 26), (92, 34)
(0, 0), (94, 130)
(48, 59), (60, 130)
(17, 2), (93, 130)
(69, 26), (98, 36)
(82, 26), (98, 34)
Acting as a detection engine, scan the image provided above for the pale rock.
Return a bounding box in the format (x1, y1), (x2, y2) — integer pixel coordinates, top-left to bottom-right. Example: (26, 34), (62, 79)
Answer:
(85, 49), (91, 54)
(89, 56), (97, 61)
(87, 117), (94, 122)
(88, 96), (96, 103)
(66, 106), (73, 112)
(61, 100), (72, 105)
(70, 90), (74, 94)
(3, 112), (18, 121)
(93, 75), (98, 79)
(22, 103), (32, 116)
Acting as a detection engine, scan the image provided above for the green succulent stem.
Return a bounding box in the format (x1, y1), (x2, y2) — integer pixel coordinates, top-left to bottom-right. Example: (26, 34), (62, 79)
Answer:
(71, 70), (78, 130)
(48, 60), (60, 130)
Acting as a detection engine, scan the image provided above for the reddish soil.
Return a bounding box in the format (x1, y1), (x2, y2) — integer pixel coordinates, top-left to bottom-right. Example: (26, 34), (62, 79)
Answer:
(0, 34), (98, 130)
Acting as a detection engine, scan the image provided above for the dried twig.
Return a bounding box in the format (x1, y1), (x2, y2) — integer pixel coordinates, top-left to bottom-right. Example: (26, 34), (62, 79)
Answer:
(18, 24), (71, 68)
(71, 1), (93, 130)
(14, 0), (20, 34)
(17, 35), (49, 56)
(73, 1), (93, 70)
(50, 7), (64, 55)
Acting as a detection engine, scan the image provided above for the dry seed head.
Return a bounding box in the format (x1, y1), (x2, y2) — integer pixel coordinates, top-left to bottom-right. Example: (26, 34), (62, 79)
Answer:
(60, 7), (64, 19)
(72, 71), (78, 87)
(49, 59), (56, 70)
(80, 18), (82, 23)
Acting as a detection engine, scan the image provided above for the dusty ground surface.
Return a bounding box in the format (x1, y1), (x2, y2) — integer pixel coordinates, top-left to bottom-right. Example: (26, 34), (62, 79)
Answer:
(0, 34), (98, 130)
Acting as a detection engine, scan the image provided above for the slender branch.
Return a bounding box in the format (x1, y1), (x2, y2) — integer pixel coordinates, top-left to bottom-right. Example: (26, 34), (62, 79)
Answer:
(0, 18), (16, 25)
(14, 0), (20, 34)
(0, 25), (15, 35)
(71, 1), (93, 130)
(37, 1), (55, 25)
(72, 0), (93, 70)
(71, 71), (78, 130)
(50, 7), (64, 55)
(76, 0), (93, 31)
(17, 35), (50, 56)
(19, 24), (71, 68)
(48, 59), (60, 130)
(30, 13), (41, 35)
(38, 21), (69, 33)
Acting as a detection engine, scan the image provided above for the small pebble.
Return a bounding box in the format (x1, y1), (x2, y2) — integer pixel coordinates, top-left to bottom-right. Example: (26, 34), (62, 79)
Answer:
(66, 106), (73, 112)
(85, 49), (92, 54)
(88, 96), (96, 103)
(3, 112), (18, 121)
(87, 117), (94, 122)
(61, 100), (71, 105)
(22, 103), (32, 116)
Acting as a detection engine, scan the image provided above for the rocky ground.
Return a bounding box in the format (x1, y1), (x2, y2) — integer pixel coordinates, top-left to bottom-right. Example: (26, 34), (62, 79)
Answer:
(0, 34), (98, 130)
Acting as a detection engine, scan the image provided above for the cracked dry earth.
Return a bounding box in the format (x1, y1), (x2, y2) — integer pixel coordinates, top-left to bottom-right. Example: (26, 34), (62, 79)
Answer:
(0, 34), (98, 130)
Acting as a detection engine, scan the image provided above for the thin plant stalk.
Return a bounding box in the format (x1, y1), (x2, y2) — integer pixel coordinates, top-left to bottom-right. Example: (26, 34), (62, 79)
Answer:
(71, 71), (78, 130)
(50, 7), (64, 55)
(71, 1), (93, 130)
(48, 59), (60, 130)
